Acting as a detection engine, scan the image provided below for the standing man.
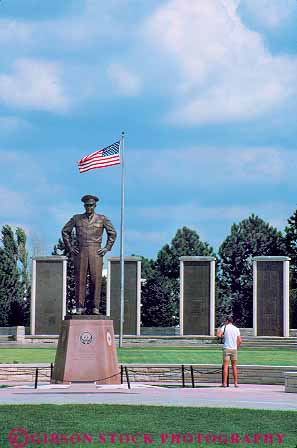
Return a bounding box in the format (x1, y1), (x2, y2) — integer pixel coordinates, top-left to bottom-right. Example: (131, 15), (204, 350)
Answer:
(62, 194), (117, 315)
(217, 316), (242, 387)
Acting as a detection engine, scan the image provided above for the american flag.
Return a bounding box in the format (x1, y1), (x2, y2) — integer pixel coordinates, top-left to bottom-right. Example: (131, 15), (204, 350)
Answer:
(78, 141), (121, 173)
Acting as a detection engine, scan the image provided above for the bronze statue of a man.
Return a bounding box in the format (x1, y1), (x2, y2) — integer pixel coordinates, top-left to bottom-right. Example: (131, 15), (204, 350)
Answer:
(62, 195), (117, 315)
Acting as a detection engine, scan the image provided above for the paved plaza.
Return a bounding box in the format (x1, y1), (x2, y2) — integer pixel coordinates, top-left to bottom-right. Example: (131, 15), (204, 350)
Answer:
(0, 382), (296, 411)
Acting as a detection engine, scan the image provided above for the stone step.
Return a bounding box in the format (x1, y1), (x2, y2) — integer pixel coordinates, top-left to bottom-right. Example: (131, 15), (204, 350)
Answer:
(0, 336), (14, 341)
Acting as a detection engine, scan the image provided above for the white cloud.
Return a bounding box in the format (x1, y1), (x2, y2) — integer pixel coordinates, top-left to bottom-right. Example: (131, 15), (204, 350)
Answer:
(0, 4), (136, 107)
(0, 3), (128, 52)
(169, 58), (295, 124)
(0, 59), (69, 112)
(49, 204), (80, 226)
(126, 230), (166, 244)
(0, 149), (64, 199)
(137, 203), (250, 221)
(0, 0), (295, 120)
(136, 201), (293, 232)
(223, 147), (285, 181)
(144, 0), (297, 124)
(0, 152), (69, 253)
(52, 0), (131, 46)
(240, 0), (293, 28)
(0, 187), (32, 218)
(128, 146), (287, 187)
(107, 64), (141, 96)
(0, 116), (31, 132)
(0, 19), (33, 47)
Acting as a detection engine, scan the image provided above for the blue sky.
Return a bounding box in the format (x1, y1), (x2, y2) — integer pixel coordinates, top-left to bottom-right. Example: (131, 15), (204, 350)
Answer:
(1, 0), (297, 261)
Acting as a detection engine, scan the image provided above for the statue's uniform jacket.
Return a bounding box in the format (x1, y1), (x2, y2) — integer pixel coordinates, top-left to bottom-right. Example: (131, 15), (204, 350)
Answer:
(62, 213), (117, 308)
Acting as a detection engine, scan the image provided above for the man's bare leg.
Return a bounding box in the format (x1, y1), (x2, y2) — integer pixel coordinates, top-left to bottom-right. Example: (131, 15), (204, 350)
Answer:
(223, 359), (229, 386)
(231, 360), (238, 386)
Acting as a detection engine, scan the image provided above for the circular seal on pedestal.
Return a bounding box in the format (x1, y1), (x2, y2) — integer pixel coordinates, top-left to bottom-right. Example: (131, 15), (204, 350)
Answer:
(106, 330), (112, 346)
(79, 331), (94, 345)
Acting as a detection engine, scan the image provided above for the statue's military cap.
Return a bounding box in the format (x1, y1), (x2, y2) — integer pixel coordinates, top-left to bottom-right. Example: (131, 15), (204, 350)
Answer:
(81, 194), (99, 203)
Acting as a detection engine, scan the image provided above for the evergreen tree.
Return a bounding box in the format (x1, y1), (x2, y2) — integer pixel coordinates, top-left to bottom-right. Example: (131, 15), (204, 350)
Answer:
(289, 289), (297, 329)
(141, 273), (179, 327)
(285, 209), (297, 327)
(218, 214), (286, 327)
(156, 226), (215, 279)
(0, 249), (17, 325)
(52, 237), (76, 312)
(16, 227), (30, 325)
(285, 209), (297, 289)
(99, 275), (107, 315)
(2, 225), (18, 262)
(140, 256), (156, 279)
(0, 225), (27, 326)
(141, 227), (214, 327)
(131, 255), (156, 279)
(16, 228), (30, 292)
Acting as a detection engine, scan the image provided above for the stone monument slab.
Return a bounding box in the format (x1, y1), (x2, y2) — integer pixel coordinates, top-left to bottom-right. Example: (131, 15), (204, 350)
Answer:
(107, 257), (141, 336)
(253, 256), (290, 337)
(180, 256), (216, 336)
(30, 256), (67, 335)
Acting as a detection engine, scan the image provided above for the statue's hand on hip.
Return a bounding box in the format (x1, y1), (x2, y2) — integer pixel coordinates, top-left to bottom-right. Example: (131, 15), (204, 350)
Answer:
(70, 247), (80, 256)
(97, 247), (108, 256)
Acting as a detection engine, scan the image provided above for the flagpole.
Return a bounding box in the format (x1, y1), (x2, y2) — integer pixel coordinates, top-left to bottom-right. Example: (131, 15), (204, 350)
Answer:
(119, 131), (125, 348)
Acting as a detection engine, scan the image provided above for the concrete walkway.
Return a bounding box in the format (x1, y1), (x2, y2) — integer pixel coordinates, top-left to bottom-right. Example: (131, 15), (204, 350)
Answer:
(0, 383), (296, 411)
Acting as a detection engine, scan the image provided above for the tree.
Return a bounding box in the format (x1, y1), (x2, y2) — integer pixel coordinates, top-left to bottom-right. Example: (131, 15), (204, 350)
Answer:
(289, 289), (297, 329)
(1, 224), (18, 263)
(52, 238), (76, 312)
(285, 209), (297, 289)
(0, 248), (19, 325)
(218, 214), (286, 327)
(141, 273), (179, 327)
(285, 209), (297, 327)
(16, 227), (30, 325)
(140, 256), (156, 280)
(156, 226), (215, 279)
(140, 227), (214, 327)
(16, 228), (30, 292)
(0, 225), (29, 326)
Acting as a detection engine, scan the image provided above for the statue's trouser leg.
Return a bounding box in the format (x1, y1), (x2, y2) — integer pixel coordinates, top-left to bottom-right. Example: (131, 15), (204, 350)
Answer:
(74, 248), (88, 308)
(88, 245), (103, 310)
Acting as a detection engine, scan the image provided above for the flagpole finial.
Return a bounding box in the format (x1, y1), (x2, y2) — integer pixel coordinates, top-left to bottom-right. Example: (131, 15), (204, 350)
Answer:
(121, 131), (125, 137)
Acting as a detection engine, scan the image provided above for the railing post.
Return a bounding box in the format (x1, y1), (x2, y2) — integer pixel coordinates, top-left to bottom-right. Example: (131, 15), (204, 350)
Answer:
(190, 365), (195, 388)
(124, 366), (131, 390)
(34, 368), (39, 389)
(182, 364), (185, 388)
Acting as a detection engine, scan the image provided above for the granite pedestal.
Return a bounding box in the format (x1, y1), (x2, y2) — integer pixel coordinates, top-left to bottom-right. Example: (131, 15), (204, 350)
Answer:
(52, 316), (120, 384)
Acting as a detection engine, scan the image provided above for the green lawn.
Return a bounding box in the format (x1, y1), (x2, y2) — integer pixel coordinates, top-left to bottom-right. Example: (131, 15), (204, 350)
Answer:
(119, 347), (297, 366)
(0, 405), (296, 448)
(0, 347), (296, 365)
